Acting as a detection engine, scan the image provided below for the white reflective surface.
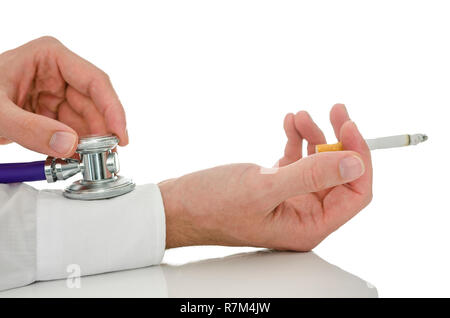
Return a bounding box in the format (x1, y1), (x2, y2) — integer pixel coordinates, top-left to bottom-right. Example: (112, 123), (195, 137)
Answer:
(0, 250), (377, 298)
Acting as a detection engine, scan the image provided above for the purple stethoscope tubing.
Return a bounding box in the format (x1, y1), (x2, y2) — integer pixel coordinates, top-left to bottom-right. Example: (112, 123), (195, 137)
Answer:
(0, 161), (46, 183)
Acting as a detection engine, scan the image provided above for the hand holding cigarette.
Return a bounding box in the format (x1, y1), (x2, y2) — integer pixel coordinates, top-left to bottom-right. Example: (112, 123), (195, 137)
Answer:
(160, 104), (373, 251)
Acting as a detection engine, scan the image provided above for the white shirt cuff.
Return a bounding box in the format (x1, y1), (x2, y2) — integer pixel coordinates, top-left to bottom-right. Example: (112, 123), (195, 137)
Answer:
(36, 183), (166, 281)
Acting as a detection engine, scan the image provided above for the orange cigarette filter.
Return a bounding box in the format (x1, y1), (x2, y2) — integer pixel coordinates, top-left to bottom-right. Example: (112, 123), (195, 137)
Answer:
(315, 142), (343, 153)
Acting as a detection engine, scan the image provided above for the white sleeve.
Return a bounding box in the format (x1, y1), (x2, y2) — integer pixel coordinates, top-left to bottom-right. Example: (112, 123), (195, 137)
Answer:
(0, 182), (166, 291)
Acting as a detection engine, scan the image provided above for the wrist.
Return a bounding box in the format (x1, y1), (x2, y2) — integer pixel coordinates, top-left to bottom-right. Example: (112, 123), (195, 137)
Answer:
(158, 178), (204, 248)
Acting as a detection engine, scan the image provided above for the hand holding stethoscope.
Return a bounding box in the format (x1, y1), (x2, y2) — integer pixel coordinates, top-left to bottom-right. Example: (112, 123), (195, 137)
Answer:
(0, 37), (135, 200)
(0, 36), (128, 158)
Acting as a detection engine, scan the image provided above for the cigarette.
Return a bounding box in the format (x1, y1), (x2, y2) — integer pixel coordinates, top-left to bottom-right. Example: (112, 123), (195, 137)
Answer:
(315, 134), (428, 153)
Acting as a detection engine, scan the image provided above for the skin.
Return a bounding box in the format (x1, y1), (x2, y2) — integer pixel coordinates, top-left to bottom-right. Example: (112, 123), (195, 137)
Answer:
(160, 105), (373, 250)
(0, 36), (128, 157)
(0, 37), (373, 252)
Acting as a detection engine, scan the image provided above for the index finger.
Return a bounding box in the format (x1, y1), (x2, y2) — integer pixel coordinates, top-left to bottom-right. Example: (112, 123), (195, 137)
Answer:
(294, 111), (326, 155)
(54, 42), (128, 146)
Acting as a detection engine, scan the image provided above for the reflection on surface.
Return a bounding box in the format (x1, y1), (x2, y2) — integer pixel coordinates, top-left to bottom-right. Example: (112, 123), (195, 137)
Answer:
(163, 250), (377, 298)
(0, 250), (377, 298)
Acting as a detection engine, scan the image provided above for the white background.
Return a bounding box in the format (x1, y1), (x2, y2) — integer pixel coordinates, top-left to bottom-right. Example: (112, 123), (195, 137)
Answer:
(0, 0), (448, 297)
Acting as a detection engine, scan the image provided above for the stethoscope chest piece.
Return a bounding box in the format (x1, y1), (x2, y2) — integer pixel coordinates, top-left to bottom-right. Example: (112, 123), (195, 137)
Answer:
(62, 135), (135, 200)
(42, 135), (135, 200)
(64, 175), (135, 200)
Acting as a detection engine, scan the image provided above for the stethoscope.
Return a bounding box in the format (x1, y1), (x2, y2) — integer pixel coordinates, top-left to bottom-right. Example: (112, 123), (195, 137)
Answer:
(0, 135), (135, 200)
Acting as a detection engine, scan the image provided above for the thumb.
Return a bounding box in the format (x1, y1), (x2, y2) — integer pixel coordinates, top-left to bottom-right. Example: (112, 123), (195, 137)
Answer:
(0, 94), (78, 157)
(273, 151), (365, 202)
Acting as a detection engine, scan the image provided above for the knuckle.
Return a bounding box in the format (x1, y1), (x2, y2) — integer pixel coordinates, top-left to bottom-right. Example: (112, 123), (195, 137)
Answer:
(92, 70), (111, 88)
(35, 36), (61, 46)
(88, 71), (110, 95)
(99, 70), (110, 81)
(29, 36), (63, 59)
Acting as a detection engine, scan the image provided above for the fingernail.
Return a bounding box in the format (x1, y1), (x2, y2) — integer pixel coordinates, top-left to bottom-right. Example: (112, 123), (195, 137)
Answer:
(339, 155), (365, 181)
(49, 131), (77, 155)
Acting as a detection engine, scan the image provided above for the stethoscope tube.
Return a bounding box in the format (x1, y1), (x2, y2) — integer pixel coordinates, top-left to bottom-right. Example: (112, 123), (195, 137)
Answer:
(0, 161), (46, 183)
